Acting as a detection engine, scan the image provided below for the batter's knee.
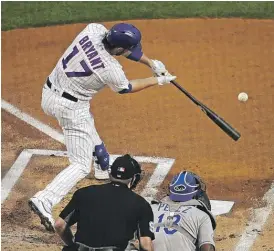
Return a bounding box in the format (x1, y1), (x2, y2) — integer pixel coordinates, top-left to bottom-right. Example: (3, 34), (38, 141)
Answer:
(77, 162), (92, 176)
(93, 142), (110, 170)
(67, 158), (92, 176)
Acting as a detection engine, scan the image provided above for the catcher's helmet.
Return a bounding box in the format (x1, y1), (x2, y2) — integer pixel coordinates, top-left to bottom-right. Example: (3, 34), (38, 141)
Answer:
(106, 23), (141, 50)
(169, 171), (211, 210)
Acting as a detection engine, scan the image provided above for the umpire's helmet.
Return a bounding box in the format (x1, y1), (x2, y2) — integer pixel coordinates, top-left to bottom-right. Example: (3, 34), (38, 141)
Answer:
(110, 154), (142, 190)
(106, 23), (141, 49)
(169, 171), (211, 210)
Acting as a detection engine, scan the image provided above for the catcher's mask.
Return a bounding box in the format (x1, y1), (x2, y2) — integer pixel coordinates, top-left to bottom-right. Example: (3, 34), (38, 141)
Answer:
(169, 171), (211, 210)
(110, 154), (142, 190)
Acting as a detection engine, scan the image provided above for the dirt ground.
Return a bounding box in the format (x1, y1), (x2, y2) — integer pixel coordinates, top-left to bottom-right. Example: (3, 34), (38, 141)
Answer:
(2, 18), (274, 251)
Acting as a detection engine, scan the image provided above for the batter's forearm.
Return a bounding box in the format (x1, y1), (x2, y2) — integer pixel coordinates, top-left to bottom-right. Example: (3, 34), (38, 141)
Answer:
(130, 77), (158, 93)
(138, 54), (154, 68)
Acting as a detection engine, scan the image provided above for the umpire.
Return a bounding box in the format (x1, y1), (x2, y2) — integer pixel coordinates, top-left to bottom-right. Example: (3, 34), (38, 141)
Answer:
(54, 154), (155, 251)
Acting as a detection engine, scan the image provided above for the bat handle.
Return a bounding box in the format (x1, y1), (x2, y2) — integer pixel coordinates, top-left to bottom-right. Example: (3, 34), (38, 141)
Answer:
(170, 80), (200, 106)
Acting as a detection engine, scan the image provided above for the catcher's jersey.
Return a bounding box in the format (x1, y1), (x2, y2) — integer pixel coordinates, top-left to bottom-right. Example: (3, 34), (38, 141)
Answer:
(151, 197), (215, 251)
(48, 23), (130, 101)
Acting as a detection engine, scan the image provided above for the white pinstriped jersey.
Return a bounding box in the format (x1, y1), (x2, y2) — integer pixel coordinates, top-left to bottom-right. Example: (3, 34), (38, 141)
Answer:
(48, 23), (130, 101)
(151, 197), (215, 251)
(35, 23), (129, 221)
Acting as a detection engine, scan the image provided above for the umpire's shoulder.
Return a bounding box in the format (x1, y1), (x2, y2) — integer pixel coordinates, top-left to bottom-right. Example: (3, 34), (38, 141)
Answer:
(133, 192), (152, 208)
(74, 184), (98, 196)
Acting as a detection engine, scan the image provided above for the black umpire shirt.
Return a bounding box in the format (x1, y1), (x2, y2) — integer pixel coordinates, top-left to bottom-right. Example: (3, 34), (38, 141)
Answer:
(59, 182), (155, 250)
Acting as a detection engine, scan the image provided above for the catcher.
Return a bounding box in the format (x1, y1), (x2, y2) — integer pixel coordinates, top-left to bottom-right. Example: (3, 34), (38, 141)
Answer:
(150, 171), (216, 251)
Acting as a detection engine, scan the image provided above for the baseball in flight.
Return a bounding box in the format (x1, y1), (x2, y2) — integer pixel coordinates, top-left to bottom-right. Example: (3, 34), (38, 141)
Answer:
(238, 92), (248, 102)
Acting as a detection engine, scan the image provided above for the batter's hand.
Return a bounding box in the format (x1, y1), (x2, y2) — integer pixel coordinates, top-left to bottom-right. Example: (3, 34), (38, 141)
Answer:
(151, 59), (170, 77)
(157, 75), (176, 85)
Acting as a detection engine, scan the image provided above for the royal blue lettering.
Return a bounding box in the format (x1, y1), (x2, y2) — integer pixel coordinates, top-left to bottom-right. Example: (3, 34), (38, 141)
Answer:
(78, 36), (105, 70)
(93, 63), (105, 70)
(79, 36), (89, 45)
(158, 203), (166, 211)
(87, 51), (98, 61)
(82, 41), (92, 51)
(85, 45), (96, 54)
(176, 206), (182, 212)
(163, 204), (170, 211)
(90, 57), (102, 67)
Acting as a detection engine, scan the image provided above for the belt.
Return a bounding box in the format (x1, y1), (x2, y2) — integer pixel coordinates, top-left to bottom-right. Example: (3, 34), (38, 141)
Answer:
(46, 78), (78, 102)
(79, 249), (118, 251)
(77, 243), (122, 251)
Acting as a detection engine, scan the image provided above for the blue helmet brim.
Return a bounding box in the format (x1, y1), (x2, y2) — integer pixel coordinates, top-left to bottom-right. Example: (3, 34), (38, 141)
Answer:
(169, 190), (199, 202)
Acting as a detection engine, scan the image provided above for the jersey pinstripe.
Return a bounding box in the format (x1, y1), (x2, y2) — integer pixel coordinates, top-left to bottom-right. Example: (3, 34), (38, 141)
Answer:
(33, 23), (129, 214)
(49, 23), (130, 100)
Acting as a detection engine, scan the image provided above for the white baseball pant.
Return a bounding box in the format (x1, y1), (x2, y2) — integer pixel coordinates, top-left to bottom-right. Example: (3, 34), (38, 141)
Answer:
(34, 84), (102, 211)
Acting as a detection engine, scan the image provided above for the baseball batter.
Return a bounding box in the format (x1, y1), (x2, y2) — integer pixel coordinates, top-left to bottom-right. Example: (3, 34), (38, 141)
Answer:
(151, 171), (216, 251)
(28, 22), (176, 232)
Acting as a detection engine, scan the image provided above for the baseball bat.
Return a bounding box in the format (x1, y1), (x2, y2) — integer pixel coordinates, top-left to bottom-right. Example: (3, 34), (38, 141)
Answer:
(170, 80), (241, 141)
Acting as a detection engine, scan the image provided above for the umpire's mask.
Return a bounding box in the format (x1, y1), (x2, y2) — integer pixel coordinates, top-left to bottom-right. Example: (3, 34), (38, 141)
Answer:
(110, 154), (142, 190)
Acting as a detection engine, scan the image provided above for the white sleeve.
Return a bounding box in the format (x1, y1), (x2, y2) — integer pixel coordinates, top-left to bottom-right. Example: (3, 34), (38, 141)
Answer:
(197, 215), (215, 249)
(103, 67), (130, 93)
(87, 23), (108, 34)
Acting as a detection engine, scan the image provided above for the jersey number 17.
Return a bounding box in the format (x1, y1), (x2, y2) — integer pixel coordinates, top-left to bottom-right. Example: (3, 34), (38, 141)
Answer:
(62, 45), (92, 78)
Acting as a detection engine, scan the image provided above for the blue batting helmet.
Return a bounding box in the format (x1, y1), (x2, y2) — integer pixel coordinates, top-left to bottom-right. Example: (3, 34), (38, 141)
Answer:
(106, 23), (141, 49)
(169, 171), (202, 202)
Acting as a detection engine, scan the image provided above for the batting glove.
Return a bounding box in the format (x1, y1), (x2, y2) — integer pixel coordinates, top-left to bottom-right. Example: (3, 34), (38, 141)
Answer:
(157, 75), (176, 85)
(151, 59), (169, 77)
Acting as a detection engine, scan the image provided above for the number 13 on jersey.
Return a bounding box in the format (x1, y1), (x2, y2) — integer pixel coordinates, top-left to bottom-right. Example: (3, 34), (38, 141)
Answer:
(155, 213), (181, 235)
